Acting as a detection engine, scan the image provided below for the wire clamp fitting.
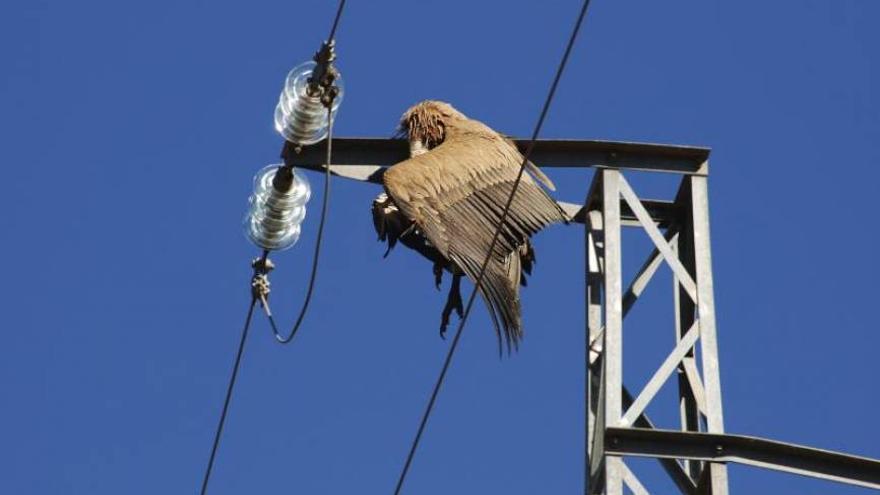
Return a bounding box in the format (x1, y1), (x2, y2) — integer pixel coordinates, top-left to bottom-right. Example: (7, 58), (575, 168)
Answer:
(251, 256), (275, 311)
(308, 40), (341, 107)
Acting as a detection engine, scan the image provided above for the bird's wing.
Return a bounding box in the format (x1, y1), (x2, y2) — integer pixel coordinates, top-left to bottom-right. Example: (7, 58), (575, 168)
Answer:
(526, 160), (557, 191)
(502, 136), (556, 191)
(383, 136), (565, 348)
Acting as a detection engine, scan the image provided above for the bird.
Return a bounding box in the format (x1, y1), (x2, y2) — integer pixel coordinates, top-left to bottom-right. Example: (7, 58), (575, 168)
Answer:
(371, 100), (567, 351)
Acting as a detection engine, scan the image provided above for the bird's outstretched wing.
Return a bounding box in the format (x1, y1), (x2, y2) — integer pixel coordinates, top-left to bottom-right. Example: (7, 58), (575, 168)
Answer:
(383, 136), (565, 349)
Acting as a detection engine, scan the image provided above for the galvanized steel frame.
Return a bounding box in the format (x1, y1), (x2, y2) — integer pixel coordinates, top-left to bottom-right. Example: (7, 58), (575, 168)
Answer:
(287, 137), (880, 493)
(585, 165), (730, 495)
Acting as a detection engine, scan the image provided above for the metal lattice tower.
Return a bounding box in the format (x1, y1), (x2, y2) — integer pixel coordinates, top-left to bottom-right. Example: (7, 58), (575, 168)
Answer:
(290, 137), (880, 494)
(584, 162), (727, 494)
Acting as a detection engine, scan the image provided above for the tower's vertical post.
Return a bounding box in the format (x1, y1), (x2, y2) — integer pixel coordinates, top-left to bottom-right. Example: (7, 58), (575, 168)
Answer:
(601, 170), (624, 495)
(585, 204), (604, 494)
(689, 171), (729, 491)
(673, 202), (702, 481)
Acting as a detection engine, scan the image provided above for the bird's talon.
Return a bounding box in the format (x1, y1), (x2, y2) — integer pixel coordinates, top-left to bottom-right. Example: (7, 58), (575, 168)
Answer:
(433, 263), (443, 290)
(439, 313), (451, 339)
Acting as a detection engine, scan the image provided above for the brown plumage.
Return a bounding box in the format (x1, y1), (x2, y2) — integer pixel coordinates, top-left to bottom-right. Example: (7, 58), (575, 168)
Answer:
(373, 100), (566, 351)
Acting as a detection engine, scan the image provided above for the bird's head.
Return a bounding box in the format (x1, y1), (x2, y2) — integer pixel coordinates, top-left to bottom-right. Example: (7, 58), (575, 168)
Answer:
(398, 100), (467, 157)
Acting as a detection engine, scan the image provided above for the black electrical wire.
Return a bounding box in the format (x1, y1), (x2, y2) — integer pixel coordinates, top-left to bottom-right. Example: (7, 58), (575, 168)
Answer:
(266, 106), (334, 344)
(199, 295), (259, 495)
(327, 0), (346, 42)
(391, 1), (594, 493)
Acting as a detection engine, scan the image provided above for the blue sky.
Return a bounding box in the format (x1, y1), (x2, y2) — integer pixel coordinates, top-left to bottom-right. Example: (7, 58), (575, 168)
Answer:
(3, 0), (879, 493)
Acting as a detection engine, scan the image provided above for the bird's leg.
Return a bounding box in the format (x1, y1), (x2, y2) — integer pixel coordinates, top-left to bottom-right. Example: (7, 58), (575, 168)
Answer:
(439, 272), (464, 339)
(433, 261), (444, 290)
(451, 272), (464, 317)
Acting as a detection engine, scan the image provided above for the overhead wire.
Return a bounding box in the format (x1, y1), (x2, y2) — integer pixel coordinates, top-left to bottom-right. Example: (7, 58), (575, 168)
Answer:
(199, 294), (260, 495)
(327, 0), (346, 42)
(391, 1), (594, 493)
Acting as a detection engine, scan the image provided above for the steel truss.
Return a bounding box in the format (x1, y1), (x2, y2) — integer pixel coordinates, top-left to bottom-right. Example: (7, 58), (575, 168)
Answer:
(288, 137), (880, 494)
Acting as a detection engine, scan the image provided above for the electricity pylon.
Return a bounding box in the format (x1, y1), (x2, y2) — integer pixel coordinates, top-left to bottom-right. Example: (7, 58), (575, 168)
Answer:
(290, 137), (880, 494)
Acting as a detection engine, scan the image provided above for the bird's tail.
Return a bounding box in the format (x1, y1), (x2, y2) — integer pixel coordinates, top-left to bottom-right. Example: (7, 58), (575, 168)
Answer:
(475, 262), (523, 354)
(455, 249), (536, 354)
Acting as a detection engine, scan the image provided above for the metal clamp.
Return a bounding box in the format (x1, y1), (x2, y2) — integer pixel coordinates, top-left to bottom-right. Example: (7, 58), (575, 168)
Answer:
(250, 256), (275, 311)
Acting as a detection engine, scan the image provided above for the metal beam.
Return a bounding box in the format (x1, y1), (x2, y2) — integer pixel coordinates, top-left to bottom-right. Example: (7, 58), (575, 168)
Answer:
(286, 138), (711, 175)
(585, 206), (603, 495)
(619, 175), (698, 302)
(588, 358), (698, 495)
(687, 173), (729, 492)
(571, 198), (680, 228)
(621, 382), (698, 495)
(602, 170), (625, 495)
(622, 322), (700, 426)
(621, 460), (651, 495)
(681, 358), (708, 416)
(672, 195), (703, 482)
(604, 427), (880, 490)
(285, 139), (686, 228)
(280, 167), (678, 230)
(589, 229), (680, 361)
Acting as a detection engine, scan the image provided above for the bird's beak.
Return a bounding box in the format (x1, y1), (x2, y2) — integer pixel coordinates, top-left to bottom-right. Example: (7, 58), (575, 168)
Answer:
(409, 139), (427, 157)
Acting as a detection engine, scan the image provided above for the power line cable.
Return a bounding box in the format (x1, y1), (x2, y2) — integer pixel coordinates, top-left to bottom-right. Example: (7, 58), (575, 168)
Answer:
(199, 295), (259, 495)
(327, 0), (346, 41)
(391, 1), (594, 493)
